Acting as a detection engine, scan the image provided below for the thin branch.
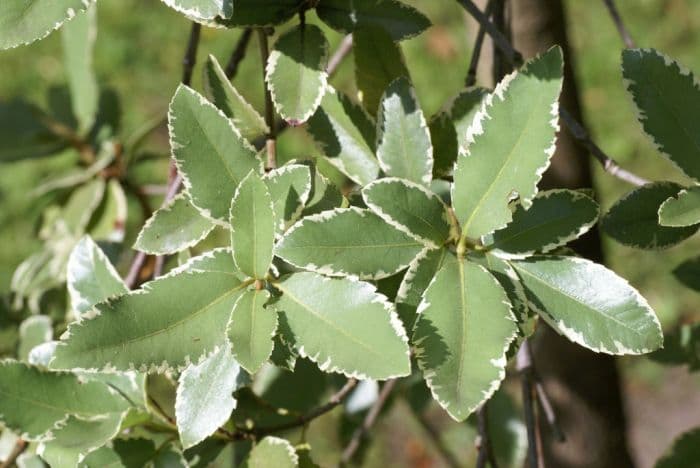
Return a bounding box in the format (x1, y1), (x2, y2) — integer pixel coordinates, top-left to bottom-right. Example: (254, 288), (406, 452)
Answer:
(0, 440), (27, 468)
(182, 23), (202, 86)
(476, 404), (499, 468)
(251, 379), (358, 436)
(225, 28), (253, 79)
(125, 251), (148, 289)
(517, 341), (539, 468)
(534, 376), (566, 443)
(413, 410), (461, 468)
(340, 379), (397, 466)
(602, 0), (636, 48)
(559, 108), (648, 186)
(327, 34), (354, 76)
(257, 28), (277, 170)
(466, 0), (496, 87)
(457, 0), (523, 67)
(457, 0), (648, 187)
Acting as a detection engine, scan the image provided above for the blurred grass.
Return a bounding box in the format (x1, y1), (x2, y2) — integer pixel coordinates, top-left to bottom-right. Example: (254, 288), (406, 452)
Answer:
(1, 1), (700, 466)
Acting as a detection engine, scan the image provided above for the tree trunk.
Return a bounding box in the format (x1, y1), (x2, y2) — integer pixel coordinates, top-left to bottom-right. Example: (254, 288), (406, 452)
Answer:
(508, 1), (635, 466)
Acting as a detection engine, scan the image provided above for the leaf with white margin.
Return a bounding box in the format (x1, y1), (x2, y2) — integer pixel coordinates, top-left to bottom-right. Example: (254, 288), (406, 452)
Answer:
(62, 178), (105, 236)
(306, 87), (380, 185)
(169, 84), (263, 222)
(203, 54), (268, 142)
(602, 182), (698, 249)
(28, 341), (59, 367)
(175, 346), (241, 449)
(37, 412), (124, 467)
(276, 207), (424, 280)
(88, 179), (128, 243)
(266, 24), (329, 125)
(316, 0), (430, 41)
(51, 267), (250, 372)
(159, 0), (232, 20)
(61, 5), (98, 134)
(301, 163), (344, 217)
(67, 236), (127, 316)
(362, 178), (454, 248)
(0, 360), (129, 440)
(622, 48), (700, 181)
(212, 0), (303, 27)
(354, 25), (409, 116)
(0, 0), (95, 50)
(273, 272), (410, 379)
(242, 436), (298, 468)
(658, 185), (700, 227)
(376, 77), (433, 186)
(511, 256), (663, 355)
(396, 248), (453, 330)
(429, 87), (488, 177)
(484, 189), (599, 257)
(227, 290), (277, 373)
(453, 47), (563, 241)
(134, 192), (215, 255)
(413, 259), (517, 421)
(18, 316), (52, 362)
(230, 171), (276, 280)
(264, 164), (312, 234)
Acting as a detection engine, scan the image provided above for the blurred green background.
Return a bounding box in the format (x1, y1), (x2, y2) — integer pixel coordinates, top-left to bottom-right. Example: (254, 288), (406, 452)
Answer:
(1, 1), (699, 466)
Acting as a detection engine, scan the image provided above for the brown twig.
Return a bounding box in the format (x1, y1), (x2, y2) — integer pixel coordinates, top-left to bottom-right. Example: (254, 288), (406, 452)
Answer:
(340, 379), (397, 465)
(0, 440), (27, 468)
(466, 0), (496, 87)
(457, 0), (648, 187)
(602, 0), (636, 48)
(534, 376), (565, 443)
(327, 34), (354, 76)
(457, 0), (523, 68)
(517, 341), (539, 468)
(182, 23), (202, 86)
(257, 28), (277, 170)
(225, 28), (253, 79)
(476, 404), (499, 468)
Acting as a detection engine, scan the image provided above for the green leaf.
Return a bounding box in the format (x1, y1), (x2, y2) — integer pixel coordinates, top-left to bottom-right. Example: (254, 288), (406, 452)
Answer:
(602, 182), (699, 249)
(413, 259), (517, 421)
(453, 47), (563, 240)
(655, 427), (700, 468)
(274, 272), (410, 379)
(175, 346), (241, 449)
(134, 192), (215, 255)
(230, 171), (276, 279)
(622, 49), (700, 181)
(52, 266), (249, 372)
(264, 164), (312, 234)
(66, 236), (127, 316)
(0, 0), (95, 50)
(511, 256), (663, 354)
(169, 84), (263, 222)
(81, 446), (124, 468)
(396, 247), (451, 330)
(306, 87), (380, 185)
(301, 164), (344, 216)
(362, 178), (453, 248)
(227, 290), (277, 373)
(353, 26), (409, 115)
(376, 77), (433, 185)
(485, 189), (599, 256)
(649, 323), (700, 371)
(242, 437), (298, 468)
(0, 100), (68, 162)
(0, 360), (129, 440)
(316, 0), (430, 41)
(159, 0), (232, 20)
(673, 256), (700, 292)
(62, 179), (106, 236)
(276, 207), (424, 279)
(266, 25), (329, 125)
(38, 413), (124, 467)
(87, 179), (128, 243)
(18, 316), (52, 362)
(214, 0), (303, 27)
(658, 185), (700, 227)
(61, 5), (98, 134)
(203, 54), (268, 142)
